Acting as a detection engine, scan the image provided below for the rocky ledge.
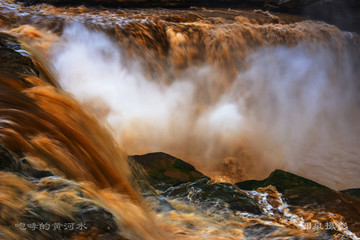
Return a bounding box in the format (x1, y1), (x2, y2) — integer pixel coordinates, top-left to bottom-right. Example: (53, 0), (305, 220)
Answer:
(134, 152), (360, 238)
(13, 0), (360, 32)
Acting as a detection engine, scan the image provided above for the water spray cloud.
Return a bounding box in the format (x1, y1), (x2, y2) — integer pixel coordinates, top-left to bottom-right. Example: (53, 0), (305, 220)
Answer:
(52, 23), (360, 189)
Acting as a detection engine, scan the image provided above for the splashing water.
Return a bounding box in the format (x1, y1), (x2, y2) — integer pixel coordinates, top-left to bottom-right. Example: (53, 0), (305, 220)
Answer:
(50, 21), (360, 189)
(2, 2), (359, 189)
(1, 2), (360, 239)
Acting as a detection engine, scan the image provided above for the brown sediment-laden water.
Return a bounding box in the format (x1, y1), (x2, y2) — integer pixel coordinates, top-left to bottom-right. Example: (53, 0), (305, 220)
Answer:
(0, 0), (359, 239)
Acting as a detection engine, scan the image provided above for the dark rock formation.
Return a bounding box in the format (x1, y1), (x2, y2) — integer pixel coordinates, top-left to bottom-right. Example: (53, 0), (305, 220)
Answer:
(236, 169), (330, 193)
(0, 32), (22, 51)
(133, 152), (261, 214)
(298, 0), (360, 33)
(236, 169), (360, 236)
(244, 224), (286, 239)
(235, 169), (359, 213)
(0, 143), (22, 172)
(134, 152), (360, 222)
(0, 32), (39, 77)
(0, 32), (59, 87)
(0, 143), (53, 178)
(131, 152), (204, 186)
(162, 177), (262, 215)
(0, 145), (120, 239)
(341, 188), (360, 199)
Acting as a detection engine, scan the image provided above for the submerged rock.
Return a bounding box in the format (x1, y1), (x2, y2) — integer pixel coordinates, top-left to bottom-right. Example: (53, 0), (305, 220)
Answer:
(0, 143), (53, 179)
(0, 151), (121, 239)
(0, 142), (120, 239)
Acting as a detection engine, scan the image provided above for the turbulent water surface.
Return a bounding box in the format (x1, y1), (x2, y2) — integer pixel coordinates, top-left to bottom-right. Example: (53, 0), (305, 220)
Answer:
(0, 0), (360, 239)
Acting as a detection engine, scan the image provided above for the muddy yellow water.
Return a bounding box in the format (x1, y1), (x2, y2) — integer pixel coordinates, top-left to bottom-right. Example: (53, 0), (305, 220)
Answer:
(0, 0), (359, 239)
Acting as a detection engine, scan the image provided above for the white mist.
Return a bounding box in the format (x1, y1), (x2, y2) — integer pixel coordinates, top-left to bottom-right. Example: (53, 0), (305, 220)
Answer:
(52, 23), (360, 189)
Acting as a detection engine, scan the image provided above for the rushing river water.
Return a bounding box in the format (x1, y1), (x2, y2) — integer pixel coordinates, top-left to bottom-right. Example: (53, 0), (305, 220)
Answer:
(0, 0), (360, 239)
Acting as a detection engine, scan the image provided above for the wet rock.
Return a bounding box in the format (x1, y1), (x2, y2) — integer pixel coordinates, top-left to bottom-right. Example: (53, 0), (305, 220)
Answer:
(244, 223), (332, 240)
(284, 187), (360, 237)
(0, 144), (118, 238)
(0, 32), (22, 51)
(235, 169), (357, 213)
(236, 170), (360, 236)
(0, 143), (22, 172)
(0, 117), (119, 238)
(341, 188), (360, 199)
(133, 153), (261, 214)
(21, 159), (54, 178)
(13, 175), (120, 239)
(0, 32), (59, 87)
(0, 143), (53, 179)
(75, 202), (118, 234)
(236, 169), (330, 193)
(295, 0), (360, 33)
(0, 47), (39, 77)
(162, 177), (262, 215)
(131, 152), (204, 186)
(146, 194), (175, 213)
(0, 32), (39, 77)
(244, 223), (280, 239)
(0, 168), (122, 240)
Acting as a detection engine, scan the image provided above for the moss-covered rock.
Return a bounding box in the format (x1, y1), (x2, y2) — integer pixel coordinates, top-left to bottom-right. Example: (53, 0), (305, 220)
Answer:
(131, 152), (204, 186)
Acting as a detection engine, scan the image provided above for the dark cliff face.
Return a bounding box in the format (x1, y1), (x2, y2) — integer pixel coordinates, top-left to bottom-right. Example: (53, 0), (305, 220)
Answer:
(14, 0), (360, 32)
(299, 0), (360, 33)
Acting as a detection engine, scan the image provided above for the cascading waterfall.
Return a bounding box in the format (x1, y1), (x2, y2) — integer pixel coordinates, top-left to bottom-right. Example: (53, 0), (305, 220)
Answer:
(0, 0), (360, 239)
(49, 17), (360, 189)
